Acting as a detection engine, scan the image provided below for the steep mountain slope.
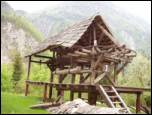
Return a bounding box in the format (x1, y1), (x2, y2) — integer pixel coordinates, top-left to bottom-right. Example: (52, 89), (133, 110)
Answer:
(1, 2), (44, 63)
(23, 1), (151, 57)
(1, 20), (38, 63)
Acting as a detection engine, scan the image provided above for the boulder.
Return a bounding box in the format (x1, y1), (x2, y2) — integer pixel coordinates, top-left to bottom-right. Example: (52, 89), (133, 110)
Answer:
(47, 99), (128, 114)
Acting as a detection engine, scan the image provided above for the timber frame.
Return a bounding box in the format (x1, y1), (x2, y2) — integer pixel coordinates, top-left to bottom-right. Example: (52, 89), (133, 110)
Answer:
(25, 15), (150, 113)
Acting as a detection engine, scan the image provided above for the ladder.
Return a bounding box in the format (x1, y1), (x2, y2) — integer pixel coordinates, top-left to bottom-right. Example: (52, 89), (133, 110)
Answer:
(96, 85), (131, 114)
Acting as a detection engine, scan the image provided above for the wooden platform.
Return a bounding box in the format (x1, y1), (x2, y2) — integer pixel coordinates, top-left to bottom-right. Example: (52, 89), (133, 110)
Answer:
(26, 80), (150, 94)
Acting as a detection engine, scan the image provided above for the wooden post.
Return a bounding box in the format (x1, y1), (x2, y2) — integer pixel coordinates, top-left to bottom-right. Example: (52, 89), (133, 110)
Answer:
(27, 56), (31, 80)
(136, 93), (141, 113)
(49, 71), (53, 99)
(70, 74), (75, 101)
(57, 72), (63, 96)
(78, 71), (84, 98)
(25, 56), (31, 96)
(88, 91), (97, 105)
(113, 63), (117, 83)
(90, 47), (96, 85)
(25, 83), (29, 96)
(70, 56), (75, 101)
(43, 84), (48, 102)
(60, 90), (64, 103)
(49, 51), (55, 99)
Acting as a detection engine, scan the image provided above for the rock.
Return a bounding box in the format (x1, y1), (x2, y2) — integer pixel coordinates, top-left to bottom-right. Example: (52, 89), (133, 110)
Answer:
(47, 99), (129, 114)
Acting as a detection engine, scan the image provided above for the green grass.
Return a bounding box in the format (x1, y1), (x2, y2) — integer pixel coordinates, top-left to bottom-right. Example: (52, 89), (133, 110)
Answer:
(1, 92), (49, 114)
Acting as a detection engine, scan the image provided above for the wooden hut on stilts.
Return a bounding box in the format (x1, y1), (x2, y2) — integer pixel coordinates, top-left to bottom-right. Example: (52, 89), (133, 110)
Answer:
(25, 15), (150, 114)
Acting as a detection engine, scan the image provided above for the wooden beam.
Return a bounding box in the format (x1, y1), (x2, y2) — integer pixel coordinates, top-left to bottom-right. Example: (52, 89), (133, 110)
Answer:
(98, 32), (105, 45)
(94, 54), (104, 69)
(94, 72), (106, 84)
(113, 63), (117, 83)
(30, 60), (47, 64)
(74, 51), (88, 57)
(81, 48), (92, 54)
(106, 75), (116, 86)
(81, 73), (90, 83)
(93, 25), (97, 46)
(53, 66), (81, 75)
(116, 62), (128, 75)
(67, 53), (80, 57)
(34, 55), (53, 59)
(30, 102), (62, 109)
(97, 24), (120, 46)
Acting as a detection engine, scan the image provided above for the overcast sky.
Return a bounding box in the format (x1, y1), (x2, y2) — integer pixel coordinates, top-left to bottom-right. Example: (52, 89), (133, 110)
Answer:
(7, 1), (151, 24)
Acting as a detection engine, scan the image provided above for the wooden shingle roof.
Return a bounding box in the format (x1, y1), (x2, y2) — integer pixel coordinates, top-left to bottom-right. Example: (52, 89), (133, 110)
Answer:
(27, 15), (120, 56)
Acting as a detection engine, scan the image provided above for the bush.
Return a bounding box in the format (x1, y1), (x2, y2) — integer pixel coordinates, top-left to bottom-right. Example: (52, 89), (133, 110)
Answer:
(12, 51), (23, 93)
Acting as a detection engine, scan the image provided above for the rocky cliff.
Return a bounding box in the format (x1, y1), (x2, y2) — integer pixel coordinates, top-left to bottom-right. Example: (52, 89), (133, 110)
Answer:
(1, 20), (38, 63)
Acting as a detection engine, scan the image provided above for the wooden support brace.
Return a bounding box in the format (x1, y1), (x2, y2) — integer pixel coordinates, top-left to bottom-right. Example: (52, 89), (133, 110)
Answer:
(53, 66), (81, 75)
(94, 72), (106, 84)
(94, 54), (104, 69)
(97, 24), (120, 46)
(116, 62), (128, 75)
(81, 73), (90, 83)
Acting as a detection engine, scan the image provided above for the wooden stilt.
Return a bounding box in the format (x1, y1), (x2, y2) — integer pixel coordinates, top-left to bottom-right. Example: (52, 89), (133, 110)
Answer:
(57, 74), (63, 96)
(113, 63), (117, 83)
(49, 71), (53, 99)
(88, 91), (97, 105)
(70, 74), (75, 101)
(49, 51), (55, 99)
(78, 72), (84, 98)
(43, 84), (48, 102)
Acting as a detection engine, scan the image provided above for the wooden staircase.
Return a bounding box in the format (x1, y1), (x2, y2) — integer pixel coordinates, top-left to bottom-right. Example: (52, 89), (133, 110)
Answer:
(96, 85), (131, 114)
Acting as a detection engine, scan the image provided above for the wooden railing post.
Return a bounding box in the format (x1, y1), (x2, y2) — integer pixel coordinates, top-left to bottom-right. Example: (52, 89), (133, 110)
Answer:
(136, 93), (141, 113)
(43, 84), (48, 102)
(25, 56), (31, 96)
(25, 83), (29, 96)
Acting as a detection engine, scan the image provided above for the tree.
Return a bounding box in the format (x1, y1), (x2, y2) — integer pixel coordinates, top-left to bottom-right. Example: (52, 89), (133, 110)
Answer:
(12, 51), (23, 92)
